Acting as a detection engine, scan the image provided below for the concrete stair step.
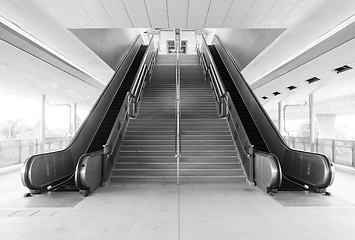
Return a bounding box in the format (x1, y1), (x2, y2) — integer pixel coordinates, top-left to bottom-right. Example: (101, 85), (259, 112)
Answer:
(182, 151), (238, 156)
(122, 140), (175, 145)
(110, 176), (245, 183)
(118, 151), (174, 157)
(120, 145), (175, 151)
(116, 162), (242, 169)
(125, 130), (175, 134)
(123, 135), (175, 140)
(181, 156), (239, 163)
(181, 140), (235, 145)
(120, 145), (235, 151)
(117, 156), (176, 163)
(111, 169), (244, 177)
(182, 135), (233, 140)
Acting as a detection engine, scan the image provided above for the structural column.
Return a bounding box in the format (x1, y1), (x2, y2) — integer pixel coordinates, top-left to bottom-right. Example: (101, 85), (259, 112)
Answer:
(309, 93), (315, 151)
(40, 94), (46, 152)
(73, 103), (77, 134)
(278, 101), (284, 134)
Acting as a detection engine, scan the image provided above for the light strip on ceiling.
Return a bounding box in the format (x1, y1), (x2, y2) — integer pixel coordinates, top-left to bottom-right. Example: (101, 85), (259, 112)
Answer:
(0, 15), (106, 86)
(251, 13), (355, 84)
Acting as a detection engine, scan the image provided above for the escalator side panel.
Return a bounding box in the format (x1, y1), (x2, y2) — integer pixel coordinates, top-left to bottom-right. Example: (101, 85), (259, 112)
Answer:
(208, 38), (334, 191)
(21, 37), (145, 192)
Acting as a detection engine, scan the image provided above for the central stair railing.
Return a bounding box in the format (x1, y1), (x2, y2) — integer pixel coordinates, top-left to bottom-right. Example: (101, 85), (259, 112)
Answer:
(197, 37), (228, 118)
(175, 50), (182, 185)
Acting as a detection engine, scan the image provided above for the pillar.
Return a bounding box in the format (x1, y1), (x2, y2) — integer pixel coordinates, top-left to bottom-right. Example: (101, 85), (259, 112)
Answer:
(40, 94), (46, 152)
(278, 101), (284, 134)
(73, 103), (77, 134)
(309, 94), (315, 151)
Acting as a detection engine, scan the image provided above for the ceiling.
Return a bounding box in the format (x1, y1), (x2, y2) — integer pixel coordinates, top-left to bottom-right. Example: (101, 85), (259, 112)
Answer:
(0, 0), (354, 116)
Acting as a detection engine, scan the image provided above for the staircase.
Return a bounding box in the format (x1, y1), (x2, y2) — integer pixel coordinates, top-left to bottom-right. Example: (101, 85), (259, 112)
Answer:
(179, 55), (244, 181)
(111, 54), (244, 183)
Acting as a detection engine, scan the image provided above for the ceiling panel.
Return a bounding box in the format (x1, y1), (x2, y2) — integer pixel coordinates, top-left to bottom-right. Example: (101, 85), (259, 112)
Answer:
(222, 0), (253, 28)
(258, 0), (298, 28)
(187, 14), (206, 29)
(205, 15), (227, 28)
(78, 0), (115, 28)
(167, 0), (188, 28)
(123, 0), (150, 28)
(240, 0), (277, 28)
(146, 0), (168, 28)
(204, 0), (232, 27)
(187, 0), (210, 28)
(33, 0), (79, 28)
(55, 0), (96, 28)
(101, 0), (132, 27)
(149, 15), (168, 28)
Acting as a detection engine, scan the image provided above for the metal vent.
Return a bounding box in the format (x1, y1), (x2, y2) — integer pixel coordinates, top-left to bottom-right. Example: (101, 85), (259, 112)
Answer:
(262, 96), (268, 100)
(334, 65), (352, 74)
(287, 85), (297, 91)
(273, 91), (281, 96)
(306, 77), (320, 84)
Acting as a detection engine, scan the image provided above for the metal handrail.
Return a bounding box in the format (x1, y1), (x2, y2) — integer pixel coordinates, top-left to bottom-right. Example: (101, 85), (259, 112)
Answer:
(175, 54), (181, 185)
(201, 36), (227, 101)
(129, 36), (158, 117)
(197, 45), (227, 117)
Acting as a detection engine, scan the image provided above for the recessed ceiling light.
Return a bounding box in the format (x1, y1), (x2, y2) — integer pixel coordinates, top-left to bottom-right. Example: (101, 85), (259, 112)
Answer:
(306, 77), (320, 84)
(334, 65), (352, 74)
(273, 92), (281, 96)
(287, 85), (297, 91)
(261, 96), (268, 100)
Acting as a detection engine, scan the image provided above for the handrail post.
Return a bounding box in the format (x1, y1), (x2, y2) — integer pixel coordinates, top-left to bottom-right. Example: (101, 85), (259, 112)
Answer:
(332, 139), (336, 163)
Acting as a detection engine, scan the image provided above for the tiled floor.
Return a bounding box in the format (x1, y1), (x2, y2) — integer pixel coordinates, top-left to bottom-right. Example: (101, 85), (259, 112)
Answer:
(1, 165), (355, 240)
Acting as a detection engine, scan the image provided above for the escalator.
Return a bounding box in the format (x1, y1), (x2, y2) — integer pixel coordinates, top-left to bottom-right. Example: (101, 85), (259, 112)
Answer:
(205, 41), (334, 193)
(208, 46), (268, 154)
(21, 38), (149, 194)
(87, 45), (147, 153)
(52, 45), (148, 192)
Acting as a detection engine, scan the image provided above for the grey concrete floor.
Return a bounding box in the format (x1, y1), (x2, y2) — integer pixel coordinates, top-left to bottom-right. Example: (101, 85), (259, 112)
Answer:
(1, 165), (355, 240)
